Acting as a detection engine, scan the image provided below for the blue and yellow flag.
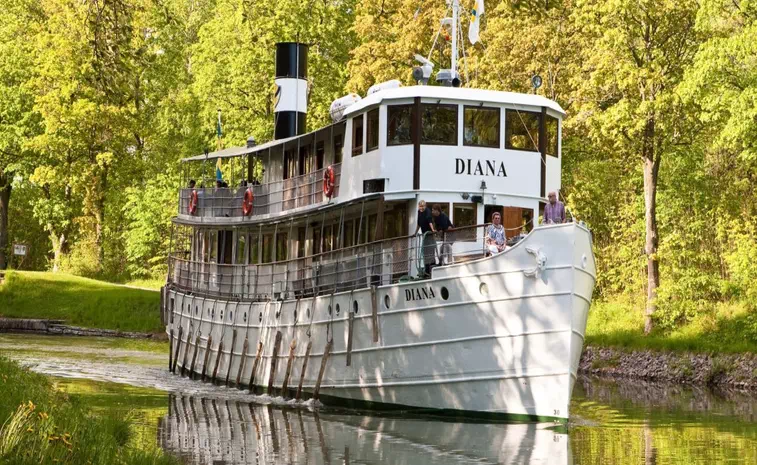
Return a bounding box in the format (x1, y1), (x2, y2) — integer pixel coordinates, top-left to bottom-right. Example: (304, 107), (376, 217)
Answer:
(469, 0), (485, 44)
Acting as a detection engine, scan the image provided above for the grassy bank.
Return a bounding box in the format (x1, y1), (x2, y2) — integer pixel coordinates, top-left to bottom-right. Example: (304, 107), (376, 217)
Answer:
(587, 297), (757, 353)
(0, 356), (177, 465)
(0, 271), (163, 333)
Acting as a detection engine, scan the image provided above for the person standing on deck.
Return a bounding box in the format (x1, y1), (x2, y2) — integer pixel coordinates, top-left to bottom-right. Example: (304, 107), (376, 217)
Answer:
(432, 204), (454, 265)
(543, 191), (566, 224)
(414, 200), (437, 276)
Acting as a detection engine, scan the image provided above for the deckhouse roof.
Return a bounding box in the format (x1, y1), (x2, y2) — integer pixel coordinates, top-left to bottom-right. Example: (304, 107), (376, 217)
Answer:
(343, 85), (566, 118)
(182, 85), (565, 163)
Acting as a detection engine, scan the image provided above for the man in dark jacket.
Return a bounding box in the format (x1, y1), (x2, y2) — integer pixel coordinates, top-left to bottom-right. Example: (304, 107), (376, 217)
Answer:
(432, 204), (454, 265)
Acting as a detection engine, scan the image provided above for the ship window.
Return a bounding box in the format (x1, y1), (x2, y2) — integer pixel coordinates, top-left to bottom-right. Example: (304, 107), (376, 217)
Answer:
(505, 109), (540, 152)
(352, 114), (364, 156)
(333, 131), (344, 164)
(452, 203), (477, 242)
(366, 108), (379, 152)
(235, 233), (246, 264)
(248, 233), (260, 264)
(387, 104), (413, 146)
(546, 115), (559, 157)
(262, 234), (273, 263)
(464, 106), (500, 148)
(421, 104), (458, 145)
(276, 231), (288, 261)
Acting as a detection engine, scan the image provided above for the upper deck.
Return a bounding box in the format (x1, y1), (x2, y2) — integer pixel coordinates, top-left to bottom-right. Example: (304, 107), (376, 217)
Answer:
(176, 85), (564, 225)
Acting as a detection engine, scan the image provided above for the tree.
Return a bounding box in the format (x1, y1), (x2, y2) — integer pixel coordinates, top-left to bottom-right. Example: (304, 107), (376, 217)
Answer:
(573, 0), (701, 333)
(0, 0), (43, 270)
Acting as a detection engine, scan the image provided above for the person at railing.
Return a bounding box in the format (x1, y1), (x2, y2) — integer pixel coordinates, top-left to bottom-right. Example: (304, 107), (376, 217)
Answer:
(188, 179), (196, 188)
(432, 204), (454, 265)
(543, 191), (566, 224)
(486, 212), (507, 255)
(414, 200), (437, 276)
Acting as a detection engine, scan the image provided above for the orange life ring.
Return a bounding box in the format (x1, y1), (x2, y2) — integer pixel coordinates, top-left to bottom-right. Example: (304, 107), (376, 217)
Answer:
(242, 187), (254, 216)
(188, 189), (198, 214)
(323, 165), (335, 198)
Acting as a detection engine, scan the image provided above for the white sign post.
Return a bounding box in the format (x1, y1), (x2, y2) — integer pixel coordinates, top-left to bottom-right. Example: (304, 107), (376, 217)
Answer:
(13, 244), (27, 256)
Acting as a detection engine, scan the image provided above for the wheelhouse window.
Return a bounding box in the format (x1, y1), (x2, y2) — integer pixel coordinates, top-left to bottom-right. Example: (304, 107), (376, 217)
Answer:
(387, 104), (413, 146)
(352, 114), (364, 156)
(452, 203), (477, 242)
(333, 124), (345, 164)
(505, 109), (540, 152)
(422, 104), (457, 145)
(366, 108), (379, 152)
(464, 106), (499, 147)
(546, 115), (559, 157)
(276, 232), (288, 261)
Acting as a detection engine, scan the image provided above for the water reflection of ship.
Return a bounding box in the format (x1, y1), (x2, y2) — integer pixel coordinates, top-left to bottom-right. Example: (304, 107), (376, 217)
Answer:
(158, 394), (570, 465)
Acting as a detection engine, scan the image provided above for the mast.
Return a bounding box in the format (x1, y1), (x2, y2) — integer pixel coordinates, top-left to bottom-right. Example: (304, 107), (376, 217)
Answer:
(450, 0), (459, 77)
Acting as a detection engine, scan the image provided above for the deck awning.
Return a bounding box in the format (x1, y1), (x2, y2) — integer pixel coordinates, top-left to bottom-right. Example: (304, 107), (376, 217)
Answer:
(181, 121), (345, 162)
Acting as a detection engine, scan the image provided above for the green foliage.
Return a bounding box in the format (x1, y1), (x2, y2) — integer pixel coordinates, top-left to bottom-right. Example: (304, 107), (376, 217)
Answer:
(0, 271), (163, 333)
(0, 355), (178, 464)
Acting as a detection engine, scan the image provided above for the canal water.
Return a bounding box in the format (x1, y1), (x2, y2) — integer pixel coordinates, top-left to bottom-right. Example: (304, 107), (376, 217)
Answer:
(2, 334), (756, 464)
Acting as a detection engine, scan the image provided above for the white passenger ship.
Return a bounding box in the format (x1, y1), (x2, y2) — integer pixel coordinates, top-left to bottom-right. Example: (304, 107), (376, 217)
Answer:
(162, 1), (595, 423)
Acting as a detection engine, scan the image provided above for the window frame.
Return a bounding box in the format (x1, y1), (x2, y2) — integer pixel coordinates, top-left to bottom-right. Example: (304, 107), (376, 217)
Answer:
(421, 103), (459, 146)
(463, 105), (500, 148)
(452, 203), (477, 242)
(366, 108), (380, 152)
(352, 113), (364, 157)
(505, 109), (541, 152)
(545, 115), (559, 157)
(386, 104), (413, 147)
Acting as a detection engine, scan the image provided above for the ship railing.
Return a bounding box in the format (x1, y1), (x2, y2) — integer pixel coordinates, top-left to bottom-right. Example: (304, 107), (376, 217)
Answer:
(177, 164), (342, 219)
(167, 224), (527, 301)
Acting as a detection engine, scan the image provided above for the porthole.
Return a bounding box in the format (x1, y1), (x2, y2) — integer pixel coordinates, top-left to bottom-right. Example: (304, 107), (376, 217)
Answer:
(220, 310), (224, 320)
(441, 287), (449, 300)
(479, 283), (488, 296)
(211, 309), (215, 318)
(207, 308), (210, 316)
(384, 295), (391, 309)
(293, 309), (298, 321)
(353, 301), (359, 314)
(195, 306), (198, 315)
(243, 312), (247, 322)
(259, 312), (262, 323)
(229, 311), (233, 321)
(328, 305), (332, 316)
(336, 304), (341, 315)
(306, 308), (310, 319)
(276, 309), (281, 319)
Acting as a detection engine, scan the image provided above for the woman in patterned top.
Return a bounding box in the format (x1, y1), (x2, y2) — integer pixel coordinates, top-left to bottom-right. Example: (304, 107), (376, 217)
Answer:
(486, 212), (506, 255)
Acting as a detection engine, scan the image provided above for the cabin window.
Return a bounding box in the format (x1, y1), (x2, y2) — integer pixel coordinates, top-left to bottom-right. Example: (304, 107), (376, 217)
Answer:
(262, 234), (273, 263)
(248, 233), (260, 264)
(352, 114), (364, 156)
(546, 115), (559, 157)
(297, 228), (306, 258)
(366, 108), (379, 152)
(452, 203), (477, 242)
(235, 233), (246, 265)
(333, 133), (344, 164)
(387, 104), (413, 146)
(344, 221), (354, 248)
(421, 104), (458, 145)
(209, 231), (218, 263)
(284, 148), (298, 179)
(464, 106), (500, 148)
(316, 141), (325, 170)
(505, 109), (540, 152)
(276, 232), (288, 261)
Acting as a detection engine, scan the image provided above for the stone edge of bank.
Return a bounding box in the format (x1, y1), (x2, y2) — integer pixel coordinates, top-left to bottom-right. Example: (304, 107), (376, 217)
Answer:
(0, 317), (166, 340)
(579, 345), (757, 389)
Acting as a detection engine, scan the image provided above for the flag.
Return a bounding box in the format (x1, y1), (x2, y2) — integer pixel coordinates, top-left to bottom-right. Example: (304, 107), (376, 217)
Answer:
(215, 110), (223, 181)
(469, 0), (485, 45)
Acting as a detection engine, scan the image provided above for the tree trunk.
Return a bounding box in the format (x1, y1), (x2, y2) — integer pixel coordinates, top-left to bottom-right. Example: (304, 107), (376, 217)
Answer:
(51, 232), (69, 273)
(642, 118), (661, 334)
(0, 171), (11, 270)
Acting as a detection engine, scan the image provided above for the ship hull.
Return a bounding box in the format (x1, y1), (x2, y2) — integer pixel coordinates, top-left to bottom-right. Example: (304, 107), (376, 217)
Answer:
(164, 223), (595, 422)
